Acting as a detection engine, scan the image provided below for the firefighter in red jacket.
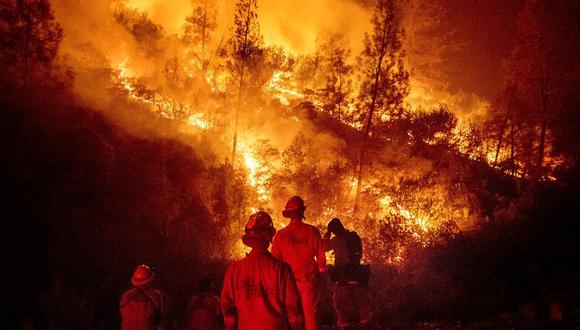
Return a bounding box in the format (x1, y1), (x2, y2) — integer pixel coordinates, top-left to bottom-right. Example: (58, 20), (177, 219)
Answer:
(120, 264), (166, 330)
(221, 211), (304, 330)
(272, 196), (326, 330)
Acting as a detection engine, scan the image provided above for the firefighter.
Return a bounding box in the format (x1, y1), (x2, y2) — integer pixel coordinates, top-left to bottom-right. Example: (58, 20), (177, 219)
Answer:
(221, 211), (304, 330)
(185, 277), (223, 330)
(120, 264), (166, 330)
(323, 218), (370, 330)
(272, 196), (326, 330)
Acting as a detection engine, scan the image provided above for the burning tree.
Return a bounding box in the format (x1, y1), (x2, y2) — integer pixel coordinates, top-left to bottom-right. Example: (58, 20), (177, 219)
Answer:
(317, 33), (354, 122)
(487, 0), (580, 180)
(183, 0), (217, 71)
(226, 0), (263, 166)
(354, 0), (409, 212)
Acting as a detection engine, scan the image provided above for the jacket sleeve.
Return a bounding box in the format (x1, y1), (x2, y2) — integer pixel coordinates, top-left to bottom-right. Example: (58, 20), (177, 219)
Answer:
(282, 264), (304, 330)
(314, 228), (326, 273)
(221, 266), (237, 330)
(323, 234), (335, 252)
(271, 235), (283, 260)
(158, 290), (168, 330)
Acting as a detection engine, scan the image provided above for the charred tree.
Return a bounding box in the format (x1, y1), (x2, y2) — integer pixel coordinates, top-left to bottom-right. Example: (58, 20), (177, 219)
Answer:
(354, 0), (409, 213)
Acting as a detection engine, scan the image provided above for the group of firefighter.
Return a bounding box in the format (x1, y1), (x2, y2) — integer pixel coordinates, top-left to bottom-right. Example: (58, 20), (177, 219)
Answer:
(120, 196), (371, 330)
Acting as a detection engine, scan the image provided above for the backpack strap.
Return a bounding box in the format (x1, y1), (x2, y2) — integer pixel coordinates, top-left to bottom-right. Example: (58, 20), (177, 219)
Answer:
(120, 287), (145, 309)
(121, 287), (162, 314)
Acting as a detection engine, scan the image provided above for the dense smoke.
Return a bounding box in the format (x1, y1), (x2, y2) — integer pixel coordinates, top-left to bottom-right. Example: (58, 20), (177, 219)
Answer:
(52, 0), (490, 126)
(46, 0), (495, 263)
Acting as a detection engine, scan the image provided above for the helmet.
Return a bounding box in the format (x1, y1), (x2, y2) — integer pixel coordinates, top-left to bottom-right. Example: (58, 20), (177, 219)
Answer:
(282, 196), (306, 219)
(328, 217), (345, 233)
(242, 211), (276, 245)
(131, 264), (155, 287)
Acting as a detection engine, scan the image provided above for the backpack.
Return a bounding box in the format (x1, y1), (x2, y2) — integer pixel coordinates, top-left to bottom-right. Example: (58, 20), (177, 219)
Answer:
(332, 231), (370, 285)
(121, 288), (161, 327)
(345, 231), (362, 265)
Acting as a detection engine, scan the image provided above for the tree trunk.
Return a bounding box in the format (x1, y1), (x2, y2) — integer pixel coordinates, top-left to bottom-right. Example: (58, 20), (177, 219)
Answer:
(231, 2), (252, 167)
(337, 71), (343, 121)
(535, 32), (549, 179)
(201, 0), (207, 69)
(493, 114), (509, 166)
(17, 0), (31, 108)
(354, 19), (390, 214)
(510, 121), (516, 175)
(536, 117), (547, 177)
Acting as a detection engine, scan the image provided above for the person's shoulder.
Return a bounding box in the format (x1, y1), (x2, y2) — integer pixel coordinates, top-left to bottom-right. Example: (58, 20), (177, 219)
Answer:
(226, 258), (244, 272)
(188, 295), (201, 305)
(305, 222), (321, 234)
(121, 287), (138, 299)
(144, 287), (163, 300)
(348, 230), (361, 239)
(276, 224), (290, 234)
(120, 287), (141, 306)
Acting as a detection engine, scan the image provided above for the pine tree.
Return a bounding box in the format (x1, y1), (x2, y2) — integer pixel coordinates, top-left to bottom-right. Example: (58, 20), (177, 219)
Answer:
(318, 34), (353, 121)
(0, 0), (62, 94)
(501, 0), (579, 179)
(184, 0), (217, 70)
(400, 0), (455, 92)
(226, 0), (263, 166)
(114, 5), (164, 56)
(354, 0), (409, 213)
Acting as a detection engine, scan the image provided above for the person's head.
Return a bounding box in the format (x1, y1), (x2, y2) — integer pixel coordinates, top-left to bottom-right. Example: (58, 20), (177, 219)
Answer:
(242, 211), (276, 249)
(282, 196), (306, 220)
(328, 218), (346, 235)
(198, 276), (213, 292)
(131, 264), (156, 288)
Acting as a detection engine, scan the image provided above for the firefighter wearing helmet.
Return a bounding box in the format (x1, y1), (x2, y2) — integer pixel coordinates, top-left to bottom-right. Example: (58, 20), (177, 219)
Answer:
(221, 211), (304, 330)
(120, 264), (166, 330)
(323, 218), (371, 329)
(272, 196), (326, 330)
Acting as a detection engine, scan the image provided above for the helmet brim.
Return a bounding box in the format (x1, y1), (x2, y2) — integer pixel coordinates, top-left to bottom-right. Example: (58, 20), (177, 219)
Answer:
(242, 232), (273, 246)
(282, 209), (305, 219)
(131, 276), (153, 287)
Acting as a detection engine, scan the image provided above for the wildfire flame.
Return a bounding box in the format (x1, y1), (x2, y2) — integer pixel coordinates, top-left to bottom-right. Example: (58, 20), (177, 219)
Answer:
(266, 71), (304, 106)
(114, 61), (212, 131)
(90, 1), (519, 264)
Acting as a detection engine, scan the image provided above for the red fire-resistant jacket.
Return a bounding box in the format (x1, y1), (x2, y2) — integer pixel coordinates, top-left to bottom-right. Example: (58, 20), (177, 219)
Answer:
(272, 219), (326, 283)
(120, 287), (165, 330)
(221, 249), (304, 330)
